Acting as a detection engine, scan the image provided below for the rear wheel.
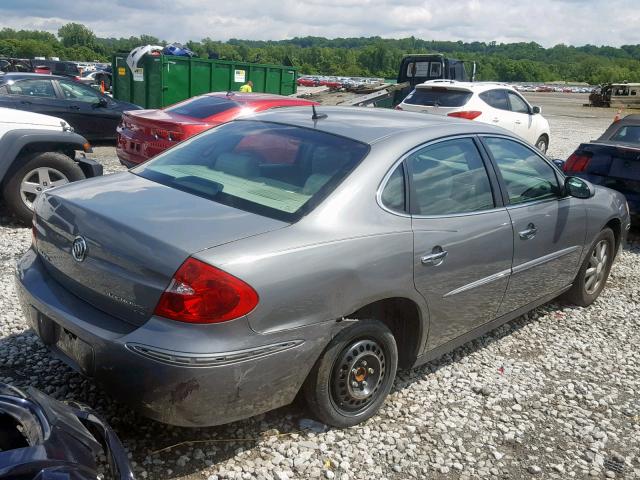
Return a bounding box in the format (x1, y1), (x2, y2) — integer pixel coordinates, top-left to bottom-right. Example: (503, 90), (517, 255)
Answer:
(303, 319), (398, 428)
(535, 135), (549, 154)
(2, 151), (85, 225)
(564, 228), (615, 306)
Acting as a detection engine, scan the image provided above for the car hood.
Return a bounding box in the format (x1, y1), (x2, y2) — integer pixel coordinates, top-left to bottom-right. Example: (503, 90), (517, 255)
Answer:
(0, 107), (65, 129)
(33, 172), (287, 326)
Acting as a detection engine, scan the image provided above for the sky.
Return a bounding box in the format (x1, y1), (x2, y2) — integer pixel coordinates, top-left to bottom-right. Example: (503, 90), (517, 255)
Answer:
(0, 0), (638, 47)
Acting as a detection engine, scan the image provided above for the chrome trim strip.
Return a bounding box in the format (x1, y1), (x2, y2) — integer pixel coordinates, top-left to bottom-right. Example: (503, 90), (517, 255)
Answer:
(126, 340), (304, 368)
(512, 245), (581, 275)
(443, 268), (511, 298)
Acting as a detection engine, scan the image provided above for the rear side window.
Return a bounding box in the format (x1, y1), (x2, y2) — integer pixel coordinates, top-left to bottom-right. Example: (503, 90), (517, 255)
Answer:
(380, 164), (406, 213)
(610, 125), (640, 144)
(480, 89), (510, 111)
(403, 88), (472, 107)
(135, 120), (370, 222)
(166, 96), (239, 119)
(407, 138), (494, 216)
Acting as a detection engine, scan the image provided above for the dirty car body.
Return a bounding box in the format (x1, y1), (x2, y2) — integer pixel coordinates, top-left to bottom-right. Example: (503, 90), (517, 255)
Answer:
(16, 107), (630, 427)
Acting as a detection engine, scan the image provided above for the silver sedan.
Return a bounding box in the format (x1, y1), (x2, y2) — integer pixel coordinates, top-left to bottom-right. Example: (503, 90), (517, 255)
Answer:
(17, 106), (630, 428)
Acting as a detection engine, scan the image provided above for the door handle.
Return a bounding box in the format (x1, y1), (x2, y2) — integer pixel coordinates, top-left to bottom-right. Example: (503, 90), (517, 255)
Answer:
(492, 118), (499, 123)
(69, 105), (80, 110)
(515, 120), (522, 125)
(421, 248), (448, 266)
(20, 100), (32, 105)
(518, 223), (537, 240)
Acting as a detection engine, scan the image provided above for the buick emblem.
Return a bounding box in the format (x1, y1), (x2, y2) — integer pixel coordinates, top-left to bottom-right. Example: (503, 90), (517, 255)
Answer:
(71, 236), (87, 262)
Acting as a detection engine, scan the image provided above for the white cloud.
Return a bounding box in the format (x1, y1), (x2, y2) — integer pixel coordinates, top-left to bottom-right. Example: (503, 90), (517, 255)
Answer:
(0, 0), (638, 47)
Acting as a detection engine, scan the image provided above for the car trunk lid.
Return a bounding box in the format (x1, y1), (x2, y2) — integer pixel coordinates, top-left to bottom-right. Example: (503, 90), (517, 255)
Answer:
(34, 172), (287, 326)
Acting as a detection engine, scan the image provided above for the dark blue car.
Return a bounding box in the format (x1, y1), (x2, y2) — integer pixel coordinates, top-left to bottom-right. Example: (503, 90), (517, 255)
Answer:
(0, 73), (140, 141)
(564, 114), (639, 222)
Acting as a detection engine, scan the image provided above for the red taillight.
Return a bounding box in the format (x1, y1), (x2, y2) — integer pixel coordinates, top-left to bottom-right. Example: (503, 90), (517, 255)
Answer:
(154, 258), (259, 324)
(564, 152), (592, 172)
(447, 111), (482, 120)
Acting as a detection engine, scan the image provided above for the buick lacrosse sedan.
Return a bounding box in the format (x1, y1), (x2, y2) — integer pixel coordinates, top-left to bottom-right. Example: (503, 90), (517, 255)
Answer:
(16, 107), (629, 428)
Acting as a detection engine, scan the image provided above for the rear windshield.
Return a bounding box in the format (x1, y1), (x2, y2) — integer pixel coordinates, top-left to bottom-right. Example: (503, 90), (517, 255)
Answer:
(134, 120), (370, 222)
(166, 95), (239, 119)
(610, 125), (640, 144)
(403, 88), (472, 107)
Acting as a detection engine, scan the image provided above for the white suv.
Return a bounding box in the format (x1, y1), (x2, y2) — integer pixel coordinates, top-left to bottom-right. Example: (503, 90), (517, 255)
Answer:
(397, 80), (551, 153)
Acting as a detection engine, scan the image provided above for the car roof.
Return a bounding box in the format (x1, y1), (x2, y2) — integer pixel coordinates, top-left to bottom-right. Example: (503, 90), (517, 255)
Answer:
(246, 105), (509, 145)
(416, 80), (516, 92)
(0, 72), (67, 83)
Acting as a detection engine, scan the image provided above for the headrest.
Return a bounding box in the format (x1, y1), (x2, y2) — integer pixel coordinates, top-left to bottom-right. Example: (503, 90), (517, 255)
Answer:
(215, 152), (260, 178)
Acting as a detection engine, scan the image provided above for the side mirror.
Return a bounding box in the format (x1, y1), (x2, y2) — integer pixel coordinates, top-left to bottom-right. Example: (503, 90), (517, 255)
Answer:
(565, 176), (594, 199)
(532, 106), (541, 114)
(552, 159), (565, 169)
(96, 97), (109, 108)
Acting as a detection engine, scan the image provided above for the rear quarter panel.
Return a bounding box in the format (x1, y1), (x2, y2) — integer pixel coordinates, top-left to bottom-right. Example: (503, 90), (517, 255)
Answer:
(582, 186), (629, 259)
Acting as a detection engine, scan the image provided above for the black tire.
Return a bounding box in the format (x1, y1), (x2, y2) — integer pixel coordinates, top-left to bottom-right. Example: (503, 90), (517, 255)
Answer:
(535, 135), (549, 154)
(564, 228), (615, 307)
(2, 151), (85, 225)
(303, 319), (398, 428)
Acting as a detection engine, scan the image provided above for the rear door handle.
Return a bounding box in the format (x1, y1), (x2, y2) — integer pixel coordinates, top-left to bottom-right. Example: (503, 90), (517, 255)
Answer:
(492, 118), (500, 123)
(515, 120), (522, 125)
(69, 105), (80, 110)
(518, 223), (537, 240)
(421, 248), (448, 266)
(20, 100), (32, 105)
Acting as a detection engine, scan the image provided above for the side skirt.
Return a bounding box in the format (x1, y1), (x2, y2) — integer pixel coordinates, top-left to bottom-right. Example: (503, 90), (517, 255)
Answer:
(411, 285), (572, 368)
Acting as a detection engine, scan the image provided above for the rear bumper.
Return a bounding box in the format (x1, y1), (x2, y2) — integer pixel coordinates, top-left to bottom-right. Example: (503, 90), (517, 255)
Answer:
(15, 249), (332, 427)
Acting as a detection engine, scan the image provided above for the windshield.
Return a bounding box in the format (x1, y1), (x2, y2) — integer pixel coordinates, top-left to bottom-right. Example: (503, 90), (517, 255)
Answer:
(134, 120), (370, 222)
(404, 87), (472, 107)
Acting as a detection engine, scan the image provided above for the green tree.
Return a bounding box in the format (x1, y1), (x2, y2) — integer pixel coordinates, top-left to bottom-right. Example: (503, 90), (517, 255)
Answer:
(58, 23), (96, 48)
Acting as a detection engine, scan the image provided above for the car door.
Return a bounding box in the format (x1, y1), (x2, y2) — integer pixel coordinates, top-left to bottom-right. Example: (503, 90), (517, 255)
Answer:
(3, 78), (69, 119)
(478, 89), (517, 133)
(506, 90), (536, 144)
(405, 136), (514, 349)
(55, 79), (113, 139)
(481, 136), (587, 316)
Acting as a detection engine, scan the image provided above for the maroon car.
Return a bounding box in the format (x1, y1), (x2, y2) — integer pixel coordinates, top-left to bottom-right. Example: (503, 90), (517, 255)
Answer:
(116, 92), (318, 166)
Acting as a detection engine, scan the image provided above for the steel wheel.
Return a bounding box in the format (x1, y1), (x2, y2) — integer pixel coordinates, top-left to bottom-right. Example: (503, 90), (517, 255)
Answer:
(20, 167), (69, 210)
(584, 239), (609, 295)
(330, 339), (386, 416)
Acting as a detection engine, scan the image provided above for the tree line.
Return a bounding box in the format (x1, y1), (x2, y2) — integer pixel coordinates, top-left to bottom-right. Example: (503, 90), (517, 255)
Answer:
(1, 23), (640, 85)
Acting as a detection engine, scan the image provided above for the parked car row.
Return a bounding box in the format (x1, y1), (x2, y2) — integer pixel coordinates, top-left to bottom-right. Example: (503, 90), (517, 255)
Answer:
(297, 75), (385, 90)
(515, 84), (594, 94)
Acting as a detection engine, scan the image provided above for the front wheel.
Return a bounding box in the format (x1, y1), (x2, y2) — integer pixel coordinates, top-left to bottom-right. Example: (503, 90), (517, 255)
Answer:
(564, 228), (615, 306)
(303, 319), (398, 428)
(2, 151), (85, 225)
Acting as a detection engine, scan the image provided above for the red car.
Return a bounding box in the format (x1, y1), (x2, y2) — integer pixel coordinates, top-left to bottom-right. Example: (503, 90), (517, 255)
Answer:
(116, 92), (318, 166)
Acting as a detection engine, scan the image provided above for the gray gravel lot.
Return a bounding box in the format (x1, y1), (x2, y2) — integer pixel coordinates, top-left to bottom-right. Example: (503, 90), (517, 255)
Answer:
(1, 94), (639, 480)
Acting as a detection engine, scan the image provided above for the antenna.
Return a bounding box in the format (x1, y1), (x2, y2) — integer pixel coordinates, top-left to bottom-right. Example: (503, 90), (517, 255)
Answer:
(312, 104), (327, 120)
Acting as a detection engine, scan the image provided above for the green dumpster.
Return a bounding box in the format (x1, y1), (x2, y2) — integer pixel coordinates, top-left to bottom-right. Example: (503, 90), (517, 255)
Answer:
(112, 54), (298, 109)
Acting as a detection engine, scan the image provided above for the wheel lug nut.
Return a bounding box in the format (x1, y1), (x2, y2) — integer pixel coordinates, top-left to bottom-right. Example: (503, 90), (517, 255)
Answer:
(361, 360), (367, 366)
(351, 368), (358, 375)
(362, 380), (368, 386)
(368, 368), (374, 374)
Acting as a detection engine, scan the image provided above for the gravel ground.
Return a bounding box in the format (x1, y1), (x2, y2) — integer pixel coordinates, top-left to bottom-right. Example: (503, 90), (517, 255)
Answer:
(1, 94), (639, 480)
